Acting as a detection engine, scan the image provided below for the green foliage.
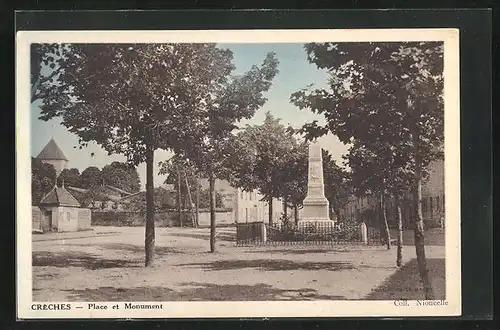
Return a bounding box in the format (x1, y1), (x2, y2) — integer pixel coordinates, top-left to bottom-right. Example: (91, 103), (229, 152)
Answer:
(321, 149), (351, 217)
(31, 43), (69, 103)
(57, 168), (80, 187)
(123, 186), (224, 213)
(125, 187), (176, 215)
(173, 52), (280, 181)
(159, 154), (200, 197)
(79, 166), (102, 189)
(102, 161), (141, 193)
(31, 157), (56, 205)
(232, 112), (349, 217)
(277, 141), (308, 207)
(229, 112), (296, 201)
(197, 188), (225, 209)
(35, 42), (278, 258)
(291, 42), (444, 195)
(37, 43), (238, 165)
(58, 161), (139, 192)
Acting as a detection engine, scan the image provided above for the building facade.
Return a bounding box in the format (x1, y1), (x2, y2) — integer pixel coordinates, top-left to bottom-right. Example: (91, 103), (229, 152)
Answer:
(339, 159), (445, 229)
(66, 184), (140, 211)
(200, 179), (284, 224)
(33, 184), (91, 232)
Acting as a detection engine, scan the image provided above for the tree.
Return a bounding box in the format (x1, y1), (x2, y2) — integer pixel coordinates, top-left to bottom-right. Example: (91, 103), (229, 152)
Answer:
(79, 166), (103, 189)
(277, 142), (308, 224)
(322, 149), (350, 222)
(125, 187), (176, 215)
(31, 157), (56, 205)
(102, 161), (141, 193)
(230, 112), (295, 226)
(36, 43), (238, 266)
(276, 145), (350, 225)
(57, 168), (81, 187)
(160, 154), (200, 227)
(170, 53), (279, 252)
(197, 189), (225, 209)
(31, 44), (68, 103)
(291, 42), (443, 299)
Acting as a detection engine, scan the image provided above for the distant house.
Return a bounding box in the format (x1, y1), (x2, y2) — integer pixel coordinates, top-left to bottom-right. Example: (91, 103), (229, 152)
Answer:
(66, 184), (141, 211)
(32, 184), (91, 232)
(199, 178), (284, 224)
(339, 159), (445, 229)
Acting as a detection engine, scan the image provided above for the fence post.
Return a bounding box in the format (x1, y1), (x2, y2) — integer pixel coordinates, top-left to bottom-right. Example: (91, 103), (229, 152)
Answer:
(360, 221), (368, 245)
(261, 222), (267, 242)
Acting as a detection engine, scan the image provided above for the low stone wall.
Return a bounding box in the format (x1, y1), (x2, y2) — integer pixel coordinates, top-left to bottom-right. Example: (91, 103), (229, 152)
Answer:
(78, 208), (92, 230)
(91, 209), (234, 227)
(197, 211), (233, 227)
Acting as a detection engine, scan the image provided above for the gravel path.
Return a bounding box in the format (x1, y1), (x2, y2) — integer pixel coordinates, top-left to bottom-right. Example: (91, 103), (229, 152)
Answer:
(32, 226), (446, 301)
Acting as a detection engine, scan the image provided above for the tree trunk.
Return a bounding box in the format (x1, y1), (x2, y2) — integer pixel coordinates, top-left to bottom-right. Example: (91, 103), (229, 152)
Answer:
(283, 197), (288, 220)
(195, 179), (200, 227)
(414, 167), (435, 299)
(395, 194), (404, 267)
(209, 173), (216, 253)
(333, 204), (341, 223)
(144, 146), (155, 267)
(294, 204), (299, 226)
(177, 169), (182, 227)
(268, 197), (273, 226)
(377, 195), (383, 244)
(184, 175), (195, 227)
(381, 192), (391, 250)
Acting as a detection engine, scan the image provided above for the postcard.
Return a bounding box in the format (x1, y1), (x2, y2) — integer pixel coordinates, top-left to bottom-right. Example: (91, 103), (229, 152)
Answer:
(16, 28), (460, 318)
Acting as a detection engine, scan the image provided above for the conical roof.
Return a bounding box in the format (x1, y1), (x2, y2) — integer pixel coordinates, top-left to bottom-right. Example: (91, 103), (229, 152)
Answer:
(40, 185), (81, 207)
(37, 138), (68, 161)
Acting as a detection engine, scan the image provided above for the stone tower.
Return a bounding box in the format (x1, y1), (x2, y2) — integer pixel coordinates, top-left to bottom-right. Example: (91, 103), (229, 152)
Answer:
(37, 138), (69, 177)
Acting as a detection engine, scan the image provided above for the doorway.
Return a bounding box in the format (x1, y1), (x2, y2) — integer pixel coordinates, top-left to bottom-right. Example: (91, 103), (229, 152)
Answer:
(43, 210), (52, 232)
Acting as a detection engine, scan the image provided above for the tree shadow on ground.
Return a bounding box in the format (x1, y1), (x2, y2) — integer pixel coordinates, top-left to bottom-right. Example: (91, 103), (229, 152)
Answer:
(64, 283), (347, 301)
(84, 243), (184, 255)
(169, 232), (235, 242)
(389, 229), (445, 246)
(364, 258), (445, 300)
(33, 251), (141, 270)
(179, 259), (356, 272)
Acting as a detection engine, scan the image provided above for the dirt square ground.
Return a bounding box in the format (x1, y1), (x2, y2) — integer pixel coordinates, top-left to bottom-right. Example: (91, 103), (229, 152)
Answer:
(32, 226), (446, 301)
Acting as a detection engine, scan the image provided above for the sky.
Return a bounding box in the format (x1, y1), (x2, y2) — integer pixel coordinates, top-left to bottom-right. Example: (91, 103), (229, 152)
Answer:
(31, 43), (349, 190)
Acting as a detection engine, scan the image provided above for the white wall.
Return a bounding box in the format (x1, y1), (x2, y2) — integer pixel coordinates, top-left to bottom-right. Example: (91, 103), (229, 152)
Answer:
(197, 211), (234, 227)
(35, 206), (91, 232)
(54, 207), (80, 232)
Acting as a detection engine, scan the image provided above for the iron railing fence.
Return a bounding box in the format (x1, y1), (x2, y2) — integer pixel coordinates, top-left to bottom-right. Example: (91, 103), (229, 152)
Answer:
(235, 221), (383, 246)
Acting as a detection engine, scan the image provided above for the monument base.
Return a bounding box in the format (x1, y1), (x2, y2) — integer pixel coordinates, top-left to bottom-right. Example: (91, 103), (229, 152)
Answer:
(297, 219), (335, 230)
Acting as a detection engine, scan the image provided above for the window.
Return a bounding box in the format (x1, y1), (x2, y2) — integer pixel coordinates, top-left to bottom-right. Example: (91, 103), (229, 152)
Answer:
(249, 192), (252, 201)
(429, 197), (434, 213)
(240, 191), (244, 199)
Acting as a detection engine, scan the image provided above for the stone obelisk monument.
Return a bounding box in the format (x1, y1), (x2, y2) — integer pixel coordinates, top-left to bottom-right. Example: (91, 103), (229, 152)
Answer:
(298, 141), (334, 228)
